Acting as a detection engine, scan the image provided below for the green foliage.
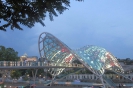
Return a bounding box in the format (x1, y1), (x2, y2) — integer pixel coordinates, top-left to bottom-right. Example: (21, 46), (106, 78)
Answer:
(0, 83), (4, 88)
(19, 69), (27, 76)
(10, 70), (21, 79)
(21, 69), (52, 78)
(25, 69), (45, 77)
(0, 45), (19, 61)
(0, 0), (83, 31)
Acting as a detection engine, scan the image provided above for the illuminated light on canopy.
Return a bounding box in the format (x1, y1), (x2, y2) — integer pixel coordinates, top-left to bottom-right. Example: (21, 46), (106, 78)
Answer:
(74, 45), (124, 74)
(38, 32), (75, 75)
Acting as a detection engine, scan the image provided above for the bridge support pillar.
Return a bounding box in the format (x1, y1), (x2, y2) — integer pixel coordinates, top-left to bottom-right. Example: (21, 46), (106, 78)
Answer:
(100, 76), (106, 88)
(32, 69), (38, 88)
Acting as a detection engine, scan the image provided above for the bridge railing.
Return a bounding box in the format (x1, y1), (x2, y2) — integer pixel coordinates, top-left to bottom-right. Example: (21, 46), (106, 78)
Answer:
(0, 61), (84, 68)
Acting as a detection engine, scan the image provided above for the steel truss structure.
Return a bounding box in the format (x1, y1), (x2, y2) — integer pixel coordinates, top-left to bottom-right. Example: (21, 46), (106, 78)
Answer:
(38, 32), (127, 88)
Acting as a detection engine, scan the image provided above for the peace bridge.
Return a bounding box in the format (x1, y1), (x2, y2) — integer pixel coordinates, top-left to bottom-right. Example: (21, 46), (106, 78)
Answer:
(0, 32), (133, 88)
(38, 32), (133, 88)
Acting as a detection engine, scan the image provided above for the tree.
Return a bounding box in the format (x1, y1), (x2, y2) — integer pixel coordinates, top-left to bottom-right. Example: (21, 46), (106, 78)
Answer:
(0, 45), (19, 61)
(24, 69), (49, 77)
(0, 0), (83, 31)
(10, 70), (21, 79)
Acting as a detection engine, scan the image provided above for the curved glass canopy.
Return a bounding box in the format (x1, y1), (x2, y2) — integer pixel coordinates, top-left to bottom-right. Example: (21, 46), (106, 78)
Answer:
(38, 32), (75, 75)
(38, 32), (125, 88)
(38, 32), (124, 76)
(74, 45), (123, 74)
(74, 45), (106, 74)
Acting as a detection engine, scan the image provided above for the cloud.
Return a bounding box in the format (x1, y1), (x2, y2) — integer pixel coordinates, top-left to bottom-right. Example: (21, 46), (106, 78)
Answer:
(1, 0), (133, 59)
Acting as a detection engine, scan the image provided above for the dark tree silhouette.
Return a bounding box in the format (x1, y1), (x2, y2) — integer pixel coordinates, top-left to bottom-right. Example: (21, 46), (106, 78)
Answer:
(0, 45), (19, 61)
(0, 0), (83, 31)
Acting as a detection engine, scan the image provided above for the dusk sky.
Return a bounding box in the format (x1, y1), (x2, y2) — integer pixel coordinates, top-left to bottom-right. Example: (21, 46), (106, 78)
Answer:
(0, 0), (133, 59)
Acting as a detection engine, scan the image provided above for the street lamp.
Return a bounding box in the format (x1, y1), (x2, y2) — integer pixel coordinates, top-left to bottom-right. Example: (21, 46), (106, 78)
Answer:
(27, 74), (30, 81)
(4, 85), (6, 88)
(39, 75), (41, 77)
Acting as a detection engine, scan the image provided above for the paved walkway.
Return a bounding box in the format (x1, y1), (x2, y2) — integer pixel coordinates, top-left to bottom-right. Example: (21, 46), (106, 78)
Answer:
(4, 82), (133, 88)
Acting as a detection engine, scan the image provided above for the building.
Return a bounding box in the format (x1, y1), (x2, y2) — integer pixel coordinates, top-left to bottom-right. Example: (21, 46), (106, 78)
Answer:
(20, 53), (38, 61)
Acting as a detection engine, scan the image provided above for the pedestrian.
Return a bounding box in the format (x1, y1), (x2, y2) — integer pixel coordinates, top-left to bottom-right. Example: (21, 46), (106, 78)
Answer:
(118, 83), (121, 88)
(121, 83), (123, 88)
(24, 59), (27, 66)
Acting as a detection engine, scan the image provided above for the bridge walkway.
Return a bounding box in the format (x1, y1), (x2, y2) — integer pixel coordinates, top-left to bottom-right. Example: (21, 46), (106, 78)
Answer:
(0, 61), (84, 69)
